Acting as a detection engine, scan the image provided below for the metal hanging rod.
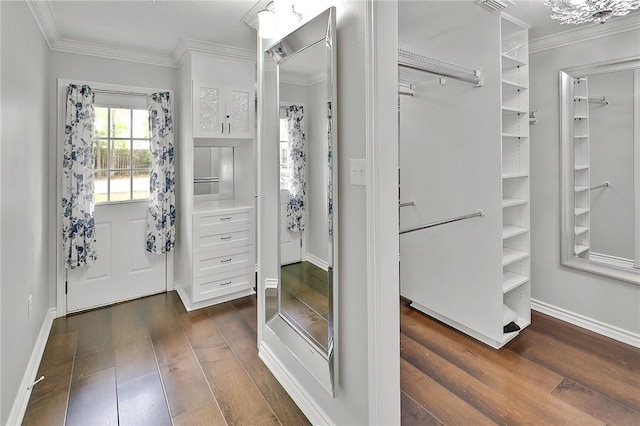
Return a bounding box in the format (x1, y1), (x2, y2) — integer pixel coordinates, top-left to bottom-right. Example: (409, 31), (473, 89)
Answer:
(194, 177), (220, 184)
(400, 209), (484, 235)
(399, 200), (416, 208)
(588, 96), (608, 105)
(398, 49), (482, 87)
(590, 181), (609, 190)
(92, 88), (150, 97)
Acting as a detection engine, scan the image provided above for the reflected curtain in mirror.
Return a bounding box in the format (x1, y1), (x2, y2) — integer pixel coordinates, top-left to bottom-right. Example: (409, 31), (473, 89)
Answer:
(285, 105), (306, 232)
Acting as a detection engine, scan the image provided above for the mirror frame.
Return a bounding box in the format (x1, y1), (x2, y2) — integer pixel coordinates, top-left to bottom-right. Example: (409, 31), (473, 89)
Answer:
(263, 6), (337, 396)
(559, 56), (640, 285)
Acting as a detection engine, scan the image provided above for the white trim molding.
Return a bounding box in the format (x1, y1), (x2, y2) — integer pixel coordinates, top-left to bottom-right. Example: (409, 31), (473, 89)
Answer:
(530, 14), (640, 54)
(6, 308), (57, 426)
(364, 0), (401, 424)
(305, 254), (328, 272)
(259, 341), (334, 426)
(532, 299), (640, 348)
(25, 1), (256, 68)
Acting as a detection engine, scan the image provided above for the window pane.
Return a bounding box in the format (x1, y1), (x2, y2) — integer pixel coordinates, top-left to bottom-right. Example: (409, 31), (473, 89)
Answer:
(95, 107), (108, 138)
(280, 118), (288, 141)
(110, 108), (131, 138)
(94, 170), (108, 203)
(93, 139), (108, 170)
(132, 109), (149, 139)
(132, 170), (150, 200)
(110, 140), (131, 170)
(110, 171), (131, 201)
(133, 140), (150, 169)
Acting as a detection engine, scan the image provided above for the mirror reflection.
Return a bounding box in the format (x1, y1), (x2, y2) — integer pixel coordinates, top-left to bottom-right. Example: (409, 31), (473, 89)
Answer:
(561, 58), (640, 281)
(264, 7), (336, 365)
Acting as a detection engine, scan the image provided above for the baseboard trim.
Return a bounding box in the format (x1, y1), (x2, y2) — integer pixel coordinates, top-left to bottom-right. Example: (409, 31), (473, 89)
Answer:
(258, 342), (334, 426)
(7, 308), (56, 425)
(305, 254), (328, 271)
(531, 299), (640, 348)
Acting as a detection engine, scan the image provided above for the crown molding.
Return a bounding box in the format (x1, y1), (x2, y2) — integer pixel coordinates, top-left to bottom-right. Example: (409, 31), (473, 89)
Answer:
(530, 14), (640, 54)
(171, 38), (256, 67)
(26, 0), (256, 68)
(242, 0), (269, 30)
(280, 71), (326, 87)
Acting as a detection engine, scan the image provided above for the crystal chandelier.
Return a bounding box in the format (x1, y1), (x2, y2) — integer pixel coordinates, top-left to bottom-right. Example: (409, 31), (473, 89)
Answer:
(544, 0), (640, 24)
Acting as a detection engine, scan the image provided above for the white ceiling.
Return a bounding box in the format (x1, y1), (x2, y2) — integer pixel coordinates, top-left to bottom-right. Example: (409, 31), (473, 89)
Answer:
(27, 1), (639, 67)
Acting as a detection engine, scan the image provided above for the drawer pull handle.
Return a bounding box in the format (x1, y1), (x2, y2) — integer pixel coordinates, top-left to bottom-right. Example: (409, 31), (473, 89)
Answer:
(220, 217), (232, 221)
(220, 258), (233, 263)
(220, 236), (232, 240)
(220, 280), (233, 286)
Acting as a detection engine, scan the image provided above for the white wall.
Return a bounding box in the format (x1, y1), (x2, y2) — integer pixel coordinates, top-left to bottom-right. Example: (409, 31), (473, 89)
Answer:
(588, 70), (635, 260)
(530, 28), (640, 335)
(1, 2), (50, 423)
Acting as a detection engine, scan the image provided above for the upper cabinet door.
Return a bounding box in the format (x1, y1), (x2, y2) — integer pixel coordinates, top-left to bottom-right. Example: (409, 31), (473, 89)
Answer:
(192, 81), (254, 140)
(226, 86), (253, 139)
(193, 81), (226, 138)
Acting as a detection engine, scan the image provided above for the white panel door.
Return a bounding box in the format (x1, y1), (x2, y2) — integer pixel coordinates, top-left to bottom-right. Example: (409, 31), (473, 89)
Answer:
(66, 201), (166, 312)
(280, 189), (302, 265)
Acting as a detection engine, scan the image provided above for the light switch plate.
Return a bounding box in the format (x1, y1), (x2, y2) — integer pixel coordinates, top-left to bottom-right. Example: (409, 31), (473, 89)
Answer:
(350, 159), (366, 186)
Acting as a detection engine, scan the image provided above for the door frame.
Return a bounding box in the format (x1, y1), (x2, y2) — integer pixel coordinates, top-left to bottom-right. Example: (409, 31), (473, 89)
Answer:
(55, 79), (174, 316)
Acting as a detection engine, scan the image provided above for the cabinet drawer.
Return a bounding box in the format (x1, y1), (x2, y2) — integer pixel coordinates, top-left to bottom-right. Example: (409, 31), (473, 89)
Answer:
(193, 223), (255, 254)
(193, 245), (255, 278)
(192, 267), (255, 303)
(194, 209), (253, 230)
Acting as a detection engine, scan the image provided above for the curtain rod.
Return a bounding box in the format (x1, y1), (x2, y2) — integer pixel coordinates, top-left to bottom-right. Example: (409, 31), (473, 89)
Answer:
(92, 88), (150, 97)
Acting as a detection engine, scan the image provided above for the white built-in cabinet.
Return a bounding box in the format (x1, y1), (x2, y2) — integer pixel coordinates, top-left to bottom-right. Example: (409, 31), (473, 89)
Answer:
(572, 77), (591, 259)
(176, 46), (256, 311)
(193, 81), (254, 139)
(500, 14), (531, 343)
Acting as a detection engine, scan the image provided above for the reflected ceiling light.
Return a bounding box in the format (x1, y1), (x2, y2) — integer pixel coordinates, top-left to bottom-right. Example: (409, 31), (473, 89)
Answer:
(544, 0), (640, 24)
(258, 0), (302, 39)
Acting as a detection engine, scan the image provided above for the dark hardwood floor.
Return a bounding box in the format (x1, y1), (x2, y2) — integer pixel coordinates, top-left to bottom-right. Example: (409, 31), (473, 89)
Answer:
(22, 292), (310, 426)
(22, 292), (640, 425)
(400, 298), (640, 425)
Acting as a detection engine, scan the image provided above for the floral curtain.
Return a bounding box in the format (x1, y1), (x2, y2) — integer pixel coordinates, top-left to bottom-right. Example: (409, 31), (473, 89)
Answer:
(62, 84), (98, 269)
(327, 101), (334, 236)
(285, 105), (306, 232)
(146, 92), (176, 254)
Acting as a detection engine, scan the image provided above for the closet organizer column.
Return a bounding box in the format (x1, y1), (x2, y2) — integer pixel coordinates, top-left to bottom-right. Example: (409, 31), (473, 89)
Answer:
(500, 14), (531, 343)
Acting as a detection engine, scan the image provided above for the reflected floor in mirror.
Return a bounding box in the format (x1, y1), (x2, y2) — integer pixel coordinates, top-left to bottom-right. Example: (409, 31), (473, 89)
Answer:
(280, 261), (329, 352)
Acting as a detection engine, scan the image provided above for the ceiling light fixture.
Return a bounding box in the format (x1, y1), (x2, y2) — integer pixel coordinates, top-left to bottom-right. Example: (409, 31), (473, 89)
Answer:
(544, 0), (640, 24)
(258, 0), (302, 39)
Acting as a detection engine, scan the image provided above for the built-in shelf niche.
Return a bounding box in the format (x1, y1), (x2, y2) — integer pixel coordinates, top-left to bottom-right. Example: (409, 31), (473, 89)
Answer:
(193, 145), (234, 201)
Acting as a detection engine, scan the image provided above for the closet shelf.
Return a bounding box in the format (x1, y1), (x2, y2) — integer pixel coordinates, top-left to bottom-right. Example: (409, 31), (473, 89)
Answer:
(574, 115), (588, 120)
(574, 165), (589, 171)
(574, 135), (589, 139)
(575, 207), (589, 216)
(501, 53), (527, 68)
(502, 133), (527, 139)
(575, 226), (589, 236)
(503, 225), (528, 240)
(575, 186), (589, 192)
(502, 79), (528, 90)
(502, 172), (528, 179)
(502, 106), (528, 115)
(398, 49), (482, 86)
(574, 96), (588, 101)
(575, 244), (589, 256)
(503, 272), (529, 294)
(503, 248), (529, 266)
(502, 197), (527, 208)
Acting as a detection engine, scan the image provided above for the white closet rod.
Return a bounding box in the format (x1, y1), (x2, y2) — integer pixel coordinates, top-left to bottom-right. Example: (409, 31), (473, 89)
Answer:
(588, 96), (608, 105)
(399, 209), (484, 235)
(398, 49), (482, 86)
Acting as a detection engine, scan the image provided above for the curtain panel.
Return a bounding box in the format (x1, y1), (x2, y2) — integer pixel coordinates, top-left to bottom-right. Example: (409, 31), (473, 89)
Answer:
(146, 92), (176, 254)
(62, 84), (97, 269)
(286, 105), (306, 232)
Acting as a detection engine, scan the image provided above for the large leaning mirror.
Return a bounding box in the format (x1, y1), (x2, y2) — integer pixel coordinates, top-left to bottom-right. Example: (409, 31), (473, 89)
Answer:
(560, 57), (640, 284)
(264, 7), (337, 395)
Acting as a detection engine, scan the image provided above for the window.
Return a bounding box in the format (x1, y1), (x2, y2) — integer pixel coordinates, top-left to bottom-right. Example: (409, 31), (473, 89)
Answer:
(280, 117), (291, 189)
(94, 106), (151, 203)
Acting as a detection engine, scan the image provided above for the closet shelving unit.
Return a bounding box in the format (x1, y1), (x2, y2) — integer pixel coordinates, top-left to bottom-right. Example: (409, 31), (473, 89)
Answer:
(500, 14), (531, 344)
(573, 77), (591, 259)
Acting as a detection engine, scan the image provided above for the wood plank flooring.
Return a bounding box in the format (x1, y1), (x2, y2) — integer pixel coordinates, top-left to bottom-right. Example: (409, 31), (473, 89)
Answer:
(22, 291), (310, 426)
(400, 298), (640, 425)
(22, 293), (640, 425)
